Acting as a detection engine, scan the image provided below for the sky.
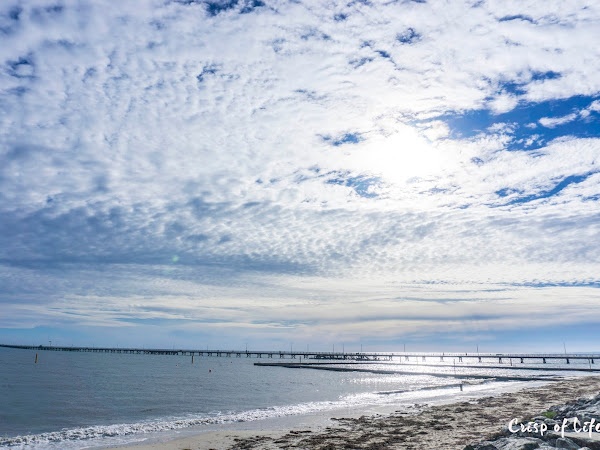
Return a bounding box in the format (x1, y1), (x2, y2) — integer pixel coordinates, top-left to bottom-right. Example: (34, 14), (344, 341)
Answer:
(1, 0), (599, 353)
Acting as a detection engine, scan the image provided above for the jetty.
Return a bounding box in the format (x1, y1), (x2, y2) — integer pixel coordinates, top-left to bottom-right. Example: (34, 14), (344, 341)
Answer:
(1, 344), (599, 365)
(252, 362), (567, 381)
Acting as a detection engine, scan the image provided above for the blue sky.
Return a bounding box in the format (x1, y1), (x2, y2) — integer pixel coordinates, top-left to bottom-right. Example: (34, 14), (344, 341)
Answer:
(1, 0), (599, 352)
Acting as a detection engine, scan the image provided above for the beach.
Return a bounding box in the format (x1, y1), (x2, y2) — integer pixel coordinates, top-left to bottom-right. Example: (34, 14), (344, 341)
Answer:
(4, 348), (600, 449)
(111, 376), (600, 449)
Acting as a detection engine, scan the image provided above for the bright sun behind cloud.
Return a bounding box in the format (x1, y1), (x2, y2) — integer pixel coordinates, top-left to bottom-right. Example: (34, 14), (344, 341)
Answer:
(337, 124), (452, 202)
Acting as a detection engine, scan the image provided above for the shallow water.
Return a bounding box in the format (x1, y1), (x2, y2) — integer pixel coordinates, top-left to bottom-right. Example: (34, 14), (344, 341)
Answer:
(0, 347), (595, 448)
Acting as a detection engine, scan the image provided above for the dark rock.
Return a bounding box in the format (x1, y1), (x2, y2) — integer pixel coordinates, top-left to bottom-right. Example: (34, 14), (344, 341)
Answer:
(475, 443), (498, 450)
(555, 437), (580, 449)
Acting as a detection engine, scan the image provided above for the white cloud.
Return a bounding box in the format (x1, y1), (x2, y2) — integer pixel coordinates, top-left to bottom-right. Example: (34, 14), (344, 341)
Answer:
(589, 100), (600, 112)
(539, 97), (600, 127)
(488, 94), (519, 114)
(1, 0), (600, 347)
(539, 113), (579, 128)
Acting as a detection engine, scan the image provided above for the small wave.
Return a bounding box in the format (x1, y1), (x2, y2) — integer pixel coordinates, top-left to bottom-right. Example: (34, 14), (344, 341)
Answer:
(1, 396), (373, 448)
(0, 380), (505, 448)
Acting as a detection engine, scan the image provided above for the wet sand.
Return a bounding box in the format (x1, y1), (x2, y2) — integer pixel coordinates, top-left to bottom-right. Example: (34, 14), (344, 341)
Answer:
(111, 376), (600, 449)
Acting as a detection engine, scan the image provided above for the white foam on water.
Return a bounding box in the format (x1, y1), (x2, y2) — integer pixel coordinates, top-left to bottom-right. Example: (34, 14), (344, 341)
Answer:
(0, 379), (504, 449)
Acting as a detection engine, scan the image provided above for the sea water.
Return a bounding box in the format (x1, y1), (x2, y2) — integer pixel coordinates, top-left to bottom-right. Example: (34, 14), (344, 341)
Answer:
(0, 347), (594, 449)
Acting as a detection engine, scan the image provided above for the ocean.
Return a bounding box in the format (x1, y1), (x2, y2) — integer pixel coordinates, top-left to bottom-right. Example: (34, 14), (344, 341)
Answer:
(0, 347), (595, 449)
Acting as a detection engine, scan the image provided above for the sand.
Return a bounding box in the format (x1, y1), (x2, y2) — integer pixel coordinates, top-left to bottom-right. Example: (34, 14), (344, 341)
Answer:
(110, 376), (600, 450)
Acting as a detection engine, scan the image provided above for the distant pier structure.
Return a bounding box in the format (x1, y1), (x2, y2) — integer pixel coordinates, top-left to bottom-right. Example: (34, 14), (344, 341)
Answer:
(1, 344), (598, 365)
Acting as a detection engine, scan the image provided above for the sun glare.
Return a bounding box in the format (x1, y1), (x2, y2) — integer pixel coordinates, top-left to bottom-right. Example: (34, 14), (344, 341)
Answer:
(350, 125), (445, 184)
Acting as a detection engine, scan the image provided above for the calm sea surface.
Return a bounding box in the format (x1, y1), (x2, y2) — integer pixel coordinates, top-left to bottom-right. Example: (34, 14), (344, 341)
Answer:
(0, 347), (595, 449)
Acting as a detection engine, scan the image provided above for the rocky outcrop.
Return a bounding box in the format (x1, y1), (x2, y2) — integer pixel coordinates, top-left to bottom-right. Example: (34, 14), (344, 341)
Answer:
(467, 393), (600, 450)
